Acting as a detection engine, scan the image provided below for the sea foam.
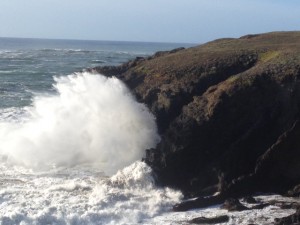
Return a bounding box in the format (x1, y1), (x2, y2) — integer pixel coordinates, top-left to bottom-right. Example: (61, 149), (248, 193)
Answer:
(0, 161), (182, 225)
(0, 72), (160, 175)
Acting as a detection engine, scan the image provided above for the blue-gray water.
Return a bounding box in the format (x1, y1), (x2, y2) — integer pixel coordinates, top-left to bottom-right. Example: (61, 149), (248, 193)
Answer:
(0, 37), (193, 109)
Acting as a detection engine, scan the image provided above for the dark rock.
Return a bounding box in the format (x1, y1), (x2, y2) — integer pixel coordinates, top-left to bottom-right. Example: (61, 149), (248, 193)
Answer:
(221, 198), (249, 211)
(194, 184), (219, 198)
(287, 184), (300, 197)
(255, 120), (300, 193)
(242, 196), (258, 204)
(275, 208), (300, 225)
(189, 215), (229, 224)
(173, 195), (223, 212)
(279, 203), (299, 210)
(239, 34), (260, 39)
(250, 203), (270, 209)
(221, 174), (258, 197)
(267, 200), (300, 209)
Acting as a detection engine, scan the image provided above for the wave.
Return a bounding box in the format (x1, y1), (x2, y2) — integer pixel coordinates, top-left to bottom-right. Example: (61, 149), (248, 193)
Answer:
(0, 107), (29, 123)
(0, 72), (160, 174)
(0, 70), (21, 74)
(40, 48), (94, 53)
(91, 59), (106, 63)
(38, 49), (149, 56)
(0, 161), (182, 224)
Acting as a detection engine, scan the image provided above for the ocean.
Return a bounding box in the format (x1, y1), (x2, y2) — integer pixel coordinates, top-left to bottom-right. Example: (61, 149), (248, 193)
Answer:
(0, 37), (296, 225)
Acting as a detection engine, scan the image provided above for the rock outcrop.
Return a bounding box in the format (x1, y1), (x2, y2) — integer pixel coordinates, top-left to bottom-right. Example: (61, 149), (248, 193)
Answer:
(275, 207), (300, 225)
(91, 31), (300, 199)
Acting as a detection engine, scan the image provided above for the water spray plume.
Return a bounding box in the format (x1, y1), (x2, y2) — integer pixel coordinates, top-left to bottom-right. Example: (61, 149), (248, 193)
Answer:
(0, 72), (160, 175)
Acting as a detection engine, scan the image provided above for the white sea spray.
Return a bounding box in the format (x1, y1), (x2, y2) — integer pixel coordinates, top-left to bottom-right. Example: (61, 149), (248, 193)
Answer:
(0, 72), (160, 175)
(0, 71), (184, 224)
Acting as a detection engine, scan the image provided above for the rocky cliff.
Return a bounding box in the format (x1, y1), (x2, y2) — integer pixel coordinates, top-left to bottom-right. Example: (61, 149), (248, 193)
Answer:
(90, 31), (300, 199)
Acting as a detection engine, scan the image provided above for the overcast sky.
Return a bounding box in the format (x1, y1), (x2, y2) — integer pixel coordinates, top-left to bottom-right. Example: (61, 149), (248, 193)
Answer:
(0, 0), (299, 43)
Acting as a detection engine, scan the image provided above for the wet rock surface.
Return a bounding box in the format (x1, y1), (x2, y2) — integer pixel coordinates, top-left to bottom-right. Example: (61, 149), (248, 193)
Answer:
(189, 215), (229, 224)
(173, 195), (224, 212)
(275, 208), (300, 225)
(221, 198), (249, 211)
(287, 184), (300, 197)
(242, 196), (258, 204)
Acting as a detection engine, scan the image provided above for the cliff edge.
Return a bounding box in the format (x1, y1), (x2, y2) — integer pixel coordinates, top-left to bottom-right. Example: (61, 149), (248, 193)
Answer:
(91, 31), (300, 199)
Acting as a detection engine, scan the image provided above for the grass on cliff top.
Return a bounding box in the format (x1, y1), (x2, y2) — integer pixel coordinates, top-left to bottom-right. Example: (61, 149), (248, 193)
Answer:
(201, 31), (300, 51)
(131, 31), (300, 80)
(259, 51), (281, 63)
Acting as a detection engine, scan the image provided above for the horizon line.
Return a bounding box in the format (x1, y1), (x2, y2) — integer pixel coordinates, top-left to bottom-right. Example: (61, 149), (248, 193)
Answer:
(0, 36), (198, 46)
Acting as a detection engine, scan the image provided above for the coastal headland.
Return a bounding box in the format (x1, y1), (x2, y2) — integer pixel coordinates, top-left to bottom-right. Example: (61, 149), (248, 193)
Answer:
(91, 31), (300, 223)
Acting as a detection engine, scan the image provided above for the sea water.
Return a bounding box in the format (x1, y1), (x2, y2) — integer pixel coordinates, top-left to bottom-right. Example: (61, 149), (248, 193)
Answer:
(0, 37), (296, 224)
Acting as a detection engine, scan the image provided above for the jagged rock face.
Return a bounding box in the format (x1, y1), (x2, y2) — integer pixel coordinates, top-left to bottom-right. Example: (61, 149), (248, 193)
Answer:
(153, 68), (300, 193)
(275, 208), (300, 225)
(255, 120), (300, 192)
(92, 32), (300, 195)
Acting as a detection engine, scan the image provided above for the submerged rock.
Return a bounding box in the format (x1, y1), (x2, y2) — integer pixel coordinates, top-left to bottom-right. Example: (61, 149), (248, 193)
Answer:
(173, 195), (223, 212)
(242, 196), (258, 204)
(221, 198), (249, 211)
(275, 208), (300, 225)
(189, 215), (229, 224)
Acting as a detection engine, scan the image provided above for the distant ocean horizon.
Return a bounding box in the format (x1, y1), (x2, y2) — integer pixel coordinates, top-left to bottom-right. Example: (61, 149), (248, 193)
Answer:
(0, 36), (197, 45)
(0, 37), (195, 108)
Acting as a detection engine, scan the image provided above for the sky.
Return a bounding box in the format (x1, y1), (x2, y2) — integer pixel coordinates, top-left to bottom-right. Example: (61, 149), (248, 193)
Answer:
(0, 0), (300, 44)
